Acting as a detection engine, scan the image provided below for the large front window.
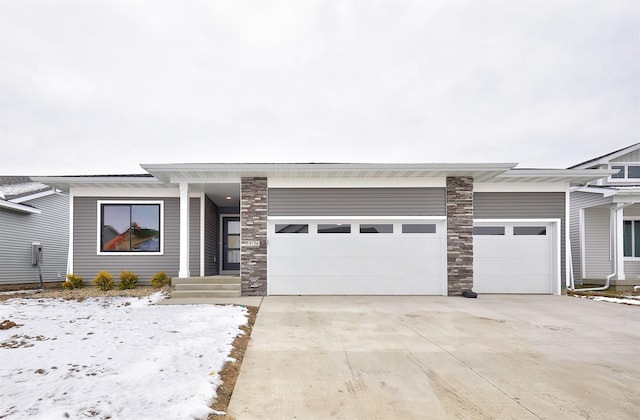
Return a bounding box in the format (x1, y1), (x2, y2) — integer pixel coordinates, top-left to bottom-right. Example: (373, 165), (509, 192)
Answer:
(623, 220), (640, 257)
(99, 201), (163, 253)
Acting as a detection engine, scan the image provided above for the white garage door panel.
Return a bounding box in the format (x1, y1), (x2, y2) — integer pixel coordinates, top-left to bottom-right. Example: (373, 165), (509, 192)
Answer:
(268, 219), (445, 295)
(473, 275), (553, 294)
(269, 237), (443, 258)
(476, 240), (551, 257)
(269, 275), (443, 295)
(474, 258), (552, 276)
(269, 255), (444, 277)
(473, 221), (557, 294)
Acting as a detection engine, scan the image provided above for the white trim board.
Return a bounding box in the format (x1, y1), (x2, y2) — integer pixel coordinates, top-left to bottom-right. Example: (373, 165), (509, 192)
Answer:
(72, 187), (180, 198)
(268, 215), (447, 221)
(474, 182), (567, 192)
(268, 177), (446, 188)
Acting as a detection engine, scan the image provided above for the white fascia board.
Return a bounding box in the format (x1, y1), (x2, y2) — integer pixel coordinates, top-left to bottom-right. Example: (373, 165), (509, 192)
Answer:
(497, 169), (616, 183)
(143, 162), (517, 183)
(571, 186), (618, 197)
(71, 187), (179, 198)
(143, 162), (517, 172)
(268, 177), (446, 188)
(474, 182), (567, 192)
(0, 200), (42, 214)
(169, 176), (241, 184)
(9, 189), (56, 203)
(268, 215), (447, 220)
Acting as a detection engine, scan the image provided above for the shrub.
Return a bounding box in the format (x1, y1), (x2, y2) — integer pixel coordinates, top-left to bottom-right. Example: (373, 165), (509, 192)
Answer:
(150, 271), (171, 289)
(118, 271), (139, 290)
(62, 274), (84, 290)
(93, 271), (114, 291)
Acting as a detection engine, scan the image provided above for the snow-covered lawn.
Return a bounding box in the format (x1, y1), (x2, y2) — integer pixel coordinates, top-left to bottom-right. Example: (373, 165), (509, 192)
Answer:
(0, 292), (248, 419)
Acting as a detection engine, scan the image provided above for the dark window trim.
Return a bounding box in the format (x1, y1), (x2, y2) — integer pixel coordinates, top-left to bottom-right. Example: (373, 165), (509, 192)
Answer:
(318, 224), (351, 234)
(513, 226), (547, 236)
(98, 201), (163, 254)
(275, 224), (309, 233)
(359, 224), (393, 234)
(473, 226), (505, 236)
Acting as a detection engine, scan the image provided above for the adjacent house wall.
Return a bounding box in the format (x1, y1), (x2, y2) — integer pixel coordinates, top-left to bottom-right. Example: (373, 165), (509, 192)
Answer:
(475, 192), (566, 284)
(569, 191), (612, 284)
(189, 197), (200, 276)
(72, 196), (200, 284)
(621, 205), (640, 278)
(583, 207), (611, 279)
(268, 188), (446, 216)
(0, 193), (69, 285)
(611, 150), (640, 162)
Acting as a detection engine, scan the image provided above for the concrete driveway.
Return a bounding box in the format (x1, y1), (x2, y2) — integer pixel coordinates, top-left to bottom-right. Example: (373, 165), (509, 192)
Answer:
(227, 295), (640, 419)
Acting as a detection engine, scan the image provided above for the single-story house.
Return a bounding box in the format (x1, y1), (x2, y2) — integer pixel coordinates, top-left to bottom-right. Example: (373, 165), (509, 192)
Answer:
(0, 176), (69, 286)
(34, 163), (611, 296)
(569, 143), (640, 288)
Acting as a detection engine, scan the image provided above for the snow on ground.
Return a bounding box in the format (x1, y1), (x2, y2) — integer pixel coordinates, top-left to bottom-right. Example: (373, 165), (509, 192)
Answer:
(591, 296), (640, 306)
(0, 292), (248, 419)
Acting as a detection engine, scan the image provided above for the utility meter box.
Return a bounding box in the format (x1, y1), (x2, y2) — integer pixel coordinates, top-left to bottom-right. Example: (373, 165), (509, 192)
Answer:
(32, 242), (43, 265)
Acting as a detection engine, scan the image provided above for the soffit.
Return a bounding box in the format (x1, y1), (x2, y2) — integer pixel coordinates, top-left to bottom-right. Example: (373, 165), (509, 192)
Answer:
(141, 163), (518, 184)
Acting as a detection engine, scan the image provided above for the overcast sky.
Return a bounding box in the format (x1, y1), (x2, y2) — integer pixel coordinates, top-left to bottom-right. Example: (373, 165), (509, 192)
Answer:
(1, 0), (638, 175)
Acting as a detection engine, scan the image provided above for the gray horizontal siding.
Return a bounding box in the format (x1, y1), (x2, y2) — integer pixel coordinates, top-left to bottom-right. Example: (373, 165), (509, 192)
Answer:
(584, 207), (611, 278)
(0, 193), (69, 285)
(268, 188), (446, 216)
(569, 192), (612, 284)
(73, 197), (200, 284)
(204, 197), (219, 276)
(474, 192), (566, 284)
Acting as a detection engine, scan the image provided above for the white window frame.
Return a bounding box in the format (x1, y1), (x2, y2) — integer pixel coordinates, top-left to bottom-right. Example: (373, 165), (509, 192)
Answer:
(623, 217), (640, 259)
(97, 200), (165, 255)
(608, 163), (640, 183)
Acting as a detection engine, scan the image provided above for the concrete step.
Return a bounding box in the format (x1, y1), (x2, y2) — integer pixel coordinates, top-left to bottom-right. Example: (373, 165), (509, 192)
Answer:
(170, 290), (242, 299)
(175, 283), (241, 291)
(172, 276), (240, 286)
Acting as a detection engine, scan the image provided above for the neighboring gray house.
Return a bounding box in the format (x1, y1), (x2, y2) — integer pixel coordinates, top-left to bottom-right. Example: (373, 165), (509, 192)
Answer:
(0, 176), (69, 286)
(569, 143), (640, 288)
(35, 163), (609, 296)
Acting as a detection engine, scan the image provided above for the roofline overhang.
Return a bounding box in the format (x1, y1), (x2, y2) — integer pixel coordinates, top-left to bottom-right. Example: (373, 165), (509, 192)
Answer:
(141, 162), (520, 184)
(31, 176), (165, 192)
(10, 189), (57, 203)
(494, 169), (616, 185)
(0, 200), (42, 214)
(31, 164), (616, 190)
(570, 143), (640, 169)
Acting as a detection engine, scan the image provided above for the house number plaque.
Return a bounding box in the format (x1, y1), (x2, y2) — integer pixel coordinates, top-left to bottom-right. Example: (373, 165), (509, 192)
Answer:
(246, 240), (260, 247)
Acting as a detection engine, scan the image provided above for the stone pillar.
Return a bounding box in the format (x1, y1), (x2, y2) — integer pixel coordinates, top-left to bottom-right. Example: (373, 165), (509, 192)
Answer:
(240, 177), (268, 296)
(446, 177), (474, 295)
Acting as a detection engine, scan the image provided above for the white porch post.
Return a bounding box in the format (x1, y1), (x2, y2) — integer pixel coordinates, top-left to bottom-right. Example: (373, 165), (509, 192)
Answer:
(615, 205), (625, 280)
(179, 182), (190, 278)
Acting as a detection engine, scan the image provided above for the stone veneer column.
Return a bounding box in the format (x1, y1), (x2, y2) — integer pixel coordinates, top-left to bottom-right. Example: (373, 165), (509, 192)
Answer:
(446, 177), (474, 295)
(240, 177), (268, 296)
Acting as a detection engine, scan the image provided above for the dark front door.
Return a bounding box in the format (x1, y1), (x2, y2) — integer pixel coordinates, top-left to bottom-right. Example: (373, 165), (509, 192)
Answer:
(222, 217), (240, 271)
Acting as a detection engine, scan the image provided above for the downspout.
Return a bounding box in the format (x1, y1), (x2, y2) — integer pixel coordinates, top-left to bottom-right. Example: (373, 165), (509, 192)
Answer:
(569, 203), (630, 292)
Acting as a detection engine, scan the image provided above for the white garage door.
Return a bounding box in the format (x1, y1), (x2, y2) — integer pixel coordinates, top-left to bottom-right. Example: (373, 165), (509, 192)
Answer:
(268, 218), (446, 295)
(473, 221), (558, 294)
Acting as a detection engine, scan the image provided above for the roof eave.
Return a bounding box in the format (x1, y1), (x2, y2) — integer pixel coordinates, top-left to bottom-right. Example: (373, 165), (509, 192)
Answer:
(0, 200), (42, 214)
